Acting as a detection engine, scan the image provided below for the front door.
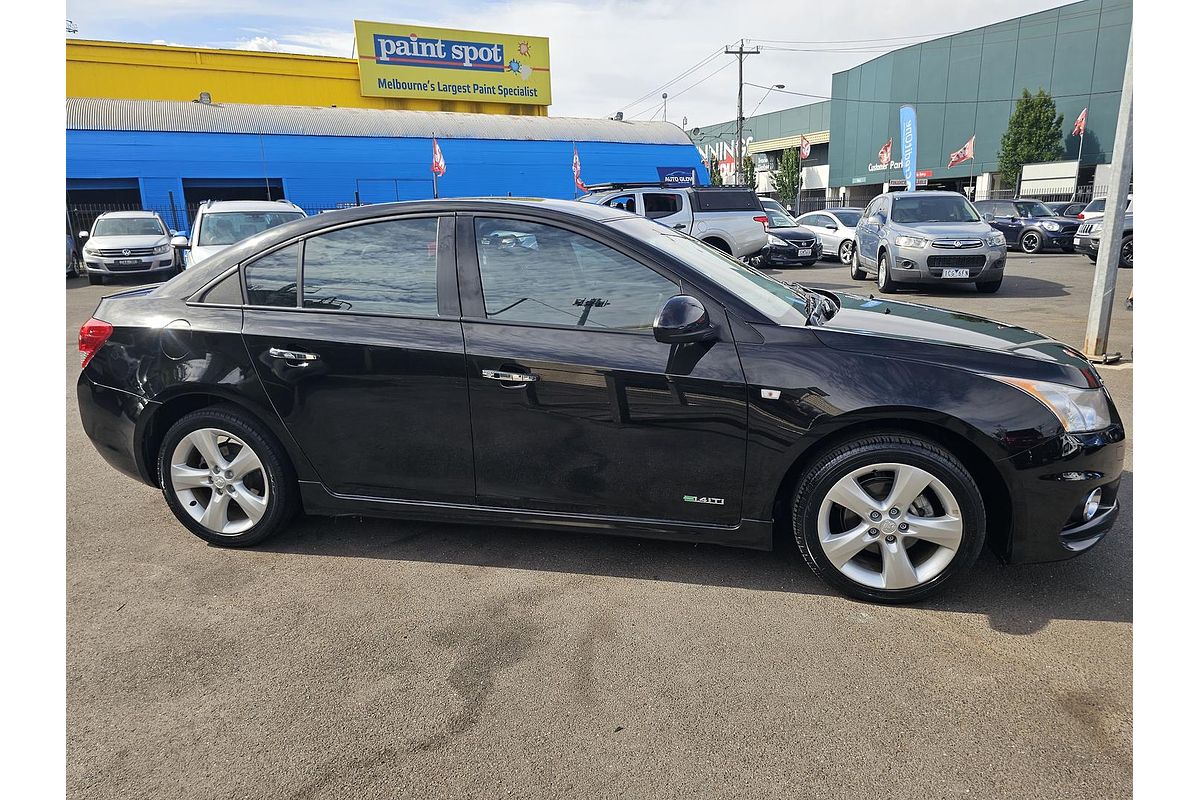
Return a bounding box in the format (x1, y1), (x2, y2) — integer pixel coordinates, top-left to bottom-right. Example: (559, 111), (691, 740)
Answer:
(241, 216), (474, 502)
(457, 215), (748, 525)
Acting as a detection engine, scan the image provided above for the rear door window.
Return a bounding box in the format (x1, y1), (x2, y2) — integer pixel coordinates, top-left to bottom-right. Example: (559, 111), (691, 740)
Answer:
(642, 193), (682, 219)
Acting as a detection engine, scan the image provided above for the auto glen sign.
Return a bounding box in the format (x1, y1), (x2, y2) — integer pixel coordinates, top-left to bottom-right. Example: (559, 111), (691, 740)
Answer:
(355, 21), (552, 106)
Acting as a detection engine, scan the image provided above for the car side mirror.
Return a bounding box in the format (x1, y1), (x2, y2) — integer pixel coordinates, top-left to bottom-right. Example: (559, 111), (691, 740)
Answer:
(984, 213), (995, 222)
(79, 230), (89, 239)
(170, 235), (190, 249)
(654, 295), (717, 344)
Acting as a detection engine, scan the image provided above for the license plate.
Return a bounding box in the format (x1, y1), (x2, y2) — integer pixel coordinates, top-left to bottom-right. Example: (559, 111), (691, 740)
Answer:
(116, 259), (141, 266)
(1074, 237), (1084, 246)
(942, 268), (970, 278)
(796, 248), (812, 257)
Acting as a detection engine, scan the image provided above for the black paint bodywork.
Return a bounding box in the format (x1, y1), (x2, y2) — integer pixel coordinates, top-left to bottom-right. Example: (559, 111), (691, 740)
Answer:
(78, 198), (1125, 565)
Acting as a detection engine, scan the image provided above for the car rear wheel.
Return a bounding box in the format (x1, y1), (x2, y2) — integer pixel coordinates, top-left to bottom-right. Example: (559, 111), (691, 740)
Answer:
(876, 249), (898, 293)
(791, 433), (986, 603)
(158, 405), (297, 547)
(1119, 235), (1132, 268)
(839, 240), (855, 266)
(850, 245), (867, 280)
(1020, 230), (1044, 254)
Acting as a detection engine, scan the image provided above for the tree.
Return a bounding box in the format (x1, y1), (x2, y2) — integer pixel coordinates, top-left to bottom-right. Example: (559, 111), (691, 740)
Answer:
(997, 88), (1065, 188)
(741, 154), (756, 187)
(772, 148), (802, 212)
(708, 156), (723, 186)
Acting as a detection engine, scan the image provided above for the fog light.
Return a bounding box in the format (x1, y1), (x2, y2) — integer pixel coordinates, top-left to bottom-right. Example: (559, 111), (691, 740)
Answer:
(1082, 488), (1102, 521)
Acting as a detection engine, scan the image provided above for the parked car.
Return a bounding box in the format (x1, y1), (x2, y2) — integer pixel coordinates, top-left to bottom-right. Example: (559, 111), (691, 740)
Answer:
(77, 198), (1124, 604)
(759, 197), (793, 217)
(852, 191), (1007, 294)
(974, 199), (1080, 254)
(797, 208), (864, 266)
(78, 211), (179, 286)
(1079, 195), (1132, 222)
(1045, 201), (1086, 218)
(66, 233), (79, 277)
(1074, 213), (1133, 268)
(176, 199), (307, 268)
(580, 183), (768, 259)
(752, 207), (822, 267)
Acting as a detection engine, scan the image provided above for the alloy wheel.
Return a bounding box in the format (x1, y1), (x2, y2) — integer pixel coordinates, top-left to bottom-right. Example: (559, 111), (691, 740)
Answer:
(169, 428), (269, 535)
(1021, 232), (1041, 253)
(839, 240), (854, 265)
(1121, 240), (1133, 266)
(817, 463), (963, 590)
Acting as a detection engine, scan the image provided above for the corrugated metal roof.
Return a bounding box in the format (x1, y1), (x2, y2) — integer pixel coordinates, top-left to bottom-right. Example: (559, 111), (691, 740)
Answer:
(66, 98), (695, 145)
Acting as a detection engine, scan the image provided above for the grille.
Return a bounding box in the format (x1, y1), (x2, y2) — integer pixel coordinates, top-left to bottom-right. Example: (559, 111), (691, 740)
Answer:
(95, 247), (159, 257)
(107, 260), (164, 272)
(790, 238), (817, 247)
(931, 239), (983, 249)
(927, 254), (986, 269)
(1078, 223), (1096, 235)
(1058, 224), (1079, 236)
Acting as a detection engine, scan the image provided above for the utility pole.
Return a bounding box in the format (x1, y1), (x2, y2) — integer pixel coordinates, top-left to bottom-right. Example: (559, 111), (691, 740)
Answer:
(725, 40), (760, 186)
(1082, 40), (1133, 362)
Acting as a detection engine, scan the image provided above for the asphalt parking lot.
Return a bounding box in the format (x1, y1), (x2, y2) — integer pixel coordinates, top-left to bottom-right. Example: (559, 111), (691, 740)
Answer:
(66, 252), (1132, 799)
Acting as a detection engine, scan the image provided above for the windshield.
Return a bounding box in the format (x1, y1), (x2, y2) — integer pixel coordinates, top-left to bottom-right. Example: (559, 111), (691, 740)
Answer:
(650, 232), (812, 326)
(197, 211), (305, 246)
(832, 210), (862, 227)
(891, 195), (980, 224)
(92, 217), (166, 237)
(765, 209), (796, 227)
(1014, 201), (1053, 217)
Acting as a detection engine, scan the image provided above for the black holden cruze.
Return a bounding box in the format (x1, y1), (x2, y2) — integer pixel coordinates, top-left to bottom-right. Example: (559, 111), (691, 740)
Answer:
(77, 198), (1124, 603)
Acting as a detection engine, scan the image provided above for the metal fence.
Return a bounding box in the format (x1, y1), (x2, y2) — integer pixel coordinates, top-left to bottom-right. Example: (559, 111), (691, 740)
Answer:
(976, 183), (1131, 204)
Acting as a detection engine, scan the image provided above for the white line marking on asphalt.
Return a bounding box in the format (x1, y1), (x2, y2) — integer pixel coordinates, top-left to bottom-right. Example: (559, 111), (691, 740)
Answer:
(1097, 362), (1134, 370)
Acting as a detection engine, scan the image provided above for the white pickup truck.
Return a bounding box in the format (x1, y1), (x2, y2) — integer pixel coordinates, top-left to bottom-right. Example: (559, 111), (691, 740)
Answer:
(579, 184), (769, 259)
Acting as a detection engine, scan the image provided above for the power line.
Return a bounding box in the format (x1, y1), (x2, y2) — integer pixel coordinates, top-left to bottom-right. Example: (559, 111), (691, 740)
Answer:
(743, 82), (1122, 106)
(615, 47), (724, 114)
(628, 60), (735, 119)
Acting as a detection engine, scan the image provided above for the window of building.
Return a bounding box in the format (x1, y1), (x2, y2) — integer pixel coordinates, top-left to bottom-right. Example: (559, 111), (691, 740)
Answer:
(473, 218), (680, 331)
(245, 244), (299, 307)
(301, 219), (440, 315)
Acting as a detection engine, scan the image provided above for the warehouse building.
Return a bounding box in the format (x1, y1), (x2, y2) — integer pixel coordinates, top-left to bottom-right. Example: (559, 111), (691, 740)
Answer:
(692, 0), (1131, 209)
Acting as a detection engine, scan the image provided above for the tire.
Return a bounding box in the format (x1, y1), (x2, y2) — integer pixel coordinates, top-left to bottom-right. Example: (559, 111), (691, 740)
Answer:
(975, 277), (1003, 294)
(87, 273), (105, 286)
(876, 249), (898, 293)
(1119, 235), (1132, 268)
(791, 432), (986, 603)
(1019, 229), (1044, 254)
(158, 404), (297, 547)
(850, 245), (867, 280)
(839, 240), (856, 267)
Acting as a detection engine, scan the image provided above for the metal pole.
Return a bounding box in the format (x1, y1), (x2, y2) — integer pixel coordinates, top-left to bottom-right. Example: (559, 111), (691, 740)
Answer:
(1082, 40), (1133, 362)
(726, 40), (760, 186)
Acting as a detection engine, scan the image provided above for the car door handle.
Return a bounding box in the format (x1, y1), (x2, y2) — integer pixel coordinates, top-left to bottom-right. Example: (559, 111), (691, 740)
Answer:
(481, 369), (539, 383)
(267, 347), (320, 363)
(672, 223), (687, 230)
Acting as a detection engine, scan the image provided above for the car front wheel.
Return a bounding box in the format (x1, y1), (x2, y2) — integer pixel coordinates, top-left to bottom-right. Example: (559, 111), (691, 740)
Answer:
(791, 433), (986, 603)
(158, 405), (297, 547)
(850, 245), (867, 280)
(1119, 235), (1132, 268)
(876, 249), (898, 293)
(1020, 230), (1044, 254)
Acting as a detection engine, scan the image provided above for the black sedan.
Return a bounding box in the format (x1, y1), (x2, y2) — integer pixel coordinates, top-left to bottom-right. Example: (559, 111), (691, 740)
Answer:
(77, 198), (1124, 603)
(751, 208), (822, 267)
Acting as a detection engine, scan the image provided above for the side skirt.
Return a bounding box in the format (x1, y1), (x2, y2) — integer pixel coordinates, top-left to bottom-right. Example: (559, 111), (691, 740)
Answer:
(297, 481), (775, 551)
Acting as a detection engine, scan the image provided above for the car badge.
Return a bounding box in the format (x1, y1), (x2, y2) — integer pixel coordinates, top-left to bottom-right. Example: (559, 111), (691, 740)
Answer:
(122, 249), (131, 256)
(954, 240), (963, 248)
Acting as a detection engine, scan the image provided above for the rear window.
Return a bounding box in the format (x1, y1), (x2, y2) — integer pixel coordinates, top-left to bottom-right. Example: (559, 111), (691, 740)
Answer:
(1084, 198), (1105, 212)
(693, 189), (763, 212)
(832, 210), (862, 227)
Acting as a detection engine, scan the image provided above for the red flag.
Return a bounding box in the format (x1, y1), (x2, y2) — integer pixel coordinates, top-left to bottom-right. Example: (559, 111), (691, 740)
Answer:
(431, 137), (446, 176)
(878, 138), (893, 166)
(947, 135), (975, 169)
(572, 143), (586, 192)
(799, 135), (811, 160)
(1072, 107), (1087, 137)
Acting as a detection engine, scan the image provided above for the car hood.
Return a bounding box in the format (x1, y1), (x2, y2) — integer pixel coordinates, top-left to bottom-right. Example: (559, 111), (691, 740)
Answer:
(1031, 215), (1080, 227)
(814, 292), (1097, 387)
(769, 225), (818, 241)
(889, 221), (994, 239)
(85, 235), (169, 249)
(187, 244), (228, 267)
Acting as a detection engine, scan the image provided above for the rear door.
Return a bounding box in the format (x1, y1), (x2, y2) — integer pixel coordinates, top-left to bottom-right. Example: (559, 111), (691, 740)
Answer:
(641, 191), (692, 233)
(240, 215), (474, 502)
(456, 214), (748, 525)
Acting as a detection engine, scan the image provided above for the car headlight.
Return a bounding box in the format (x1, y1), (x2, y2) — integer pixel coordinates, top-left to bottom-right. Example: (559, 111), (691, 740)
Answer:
(767, 234), (789, 247)
(152, 243), (171, 254)
(991, 376), (1112, 432)
(1041, 221), (1061, 232)
(986, 232), (1006, 247)
(894, 235), (928, 248)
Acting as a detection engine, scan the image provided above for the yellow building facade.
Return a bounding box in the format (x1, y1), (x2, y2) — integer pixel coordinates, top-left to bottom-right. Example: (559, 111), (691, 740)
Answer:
(66, 39), (548, 116)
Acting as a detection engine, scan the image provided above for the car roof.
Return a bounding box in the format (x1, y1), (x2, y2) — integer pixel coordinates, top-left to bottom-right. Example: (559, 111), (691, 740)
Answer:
(199, 200), (304, 213)
(95, 210), (162, 219)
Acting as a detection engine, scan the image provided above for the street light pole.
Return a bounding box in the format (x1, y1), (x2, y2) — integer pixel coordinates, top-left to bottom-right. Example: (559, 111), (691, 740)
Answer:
(662, 93), (668, 122)
(1082, 40), (1133, 362)
(725, 39), (760, 186)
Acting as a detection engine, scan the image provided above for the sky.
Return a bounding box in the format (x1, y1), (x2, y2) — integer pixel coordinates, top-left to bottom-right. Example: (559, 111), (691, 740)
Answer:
(65, 0), (1072, 128)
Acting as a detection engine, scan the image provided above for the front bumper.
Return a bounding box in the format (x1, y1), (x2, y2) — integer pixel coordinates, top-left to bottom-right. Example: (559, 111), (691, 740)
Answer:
(1073, 235), (1102, 258)
(83, 255), (176, 275)
(758, 239), (822, 266)
(997, 425), (1126, 564)
(889, 243), (1007, 283)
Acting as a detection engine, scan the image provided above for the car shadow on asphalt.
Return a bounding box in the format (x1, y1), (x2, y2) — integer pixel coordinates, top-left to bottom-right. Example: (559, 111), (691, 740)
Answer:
(253, 472), (1131, 635)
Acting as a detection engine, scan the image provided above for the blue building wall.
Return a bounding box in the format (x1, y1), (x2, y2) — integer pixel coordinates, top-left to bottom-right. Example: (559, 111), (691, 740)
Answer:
(66, 129), (709, 222)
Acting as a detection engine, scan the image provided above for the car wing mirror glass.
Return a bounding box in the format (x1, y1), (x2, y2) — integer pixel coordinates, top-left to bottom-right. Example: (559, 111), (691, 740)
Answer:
(170, 235), (190, 248)
(654, 295), (717, 344)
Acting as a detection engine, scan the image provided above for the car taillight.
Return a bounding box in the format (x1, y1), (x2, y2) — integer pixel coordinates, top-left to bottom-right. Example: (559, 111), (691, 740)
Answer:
(79, 318), (113, 369)
(754, 215), (768, 229)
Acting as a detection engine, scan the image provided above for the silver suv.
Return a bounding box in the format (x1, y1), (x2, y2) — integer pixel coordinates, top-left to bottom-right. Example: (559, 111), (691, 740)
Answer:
(851, 191), (1007, 294)
(79, 211), (179, 286)
(175, 199), (307, 268)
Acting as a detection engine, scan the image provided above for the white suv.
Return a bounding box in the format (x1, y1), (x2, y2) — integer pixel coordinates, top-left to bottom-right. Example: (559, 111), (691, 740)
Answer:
(79, 211), (178, 286)
(175, 200), (307, 268)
